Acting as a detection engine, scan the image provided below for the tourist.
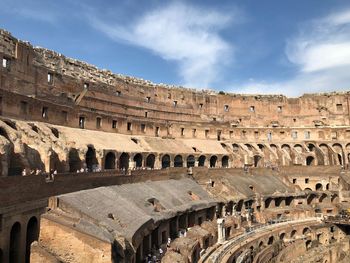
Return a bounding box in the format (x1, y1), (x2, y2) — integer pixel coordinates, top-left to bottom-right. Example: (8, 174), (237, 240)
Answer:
(22, 169), (27, 176)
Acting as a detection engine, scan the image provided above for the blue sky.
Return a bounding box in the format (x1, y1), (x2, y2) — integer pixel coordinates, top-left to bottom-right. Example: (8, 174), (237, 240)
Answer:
(1, 0), (350, 96)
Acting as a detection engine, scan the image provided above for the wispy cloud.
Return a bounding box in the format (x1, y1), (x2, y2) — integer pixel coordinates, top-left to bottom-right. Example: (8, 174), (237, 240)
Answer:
(87, 2), (236, 88)
(235, 9), (350, 97)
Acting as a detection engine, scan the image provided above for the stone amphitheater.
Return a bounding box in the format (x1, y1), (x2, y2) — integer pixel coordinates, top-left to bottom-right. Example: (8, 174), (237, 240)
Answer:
(1, 29), (350, 263)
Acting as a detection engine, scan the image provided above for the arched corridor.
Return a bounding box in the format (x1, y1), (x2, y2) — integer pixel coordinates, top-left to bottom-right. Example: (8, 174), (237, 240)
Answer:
(85, 146), (97, 171)
(26, 217), (39, 263)
(68, 148), (81, 172)
(133, 153), (143, 168)
(119, 153), (129, 170)
(306, 156), (315, 166)
(162, 155), (170, 169)
(198, 155), (206, 167)
(9, 222), (21, 263)
(210, 156), (217, 168)
(146, 154), (155, 169)
(174, 155), (183, 167)
(104, 152), (116, 169)
(186, 155), (195, 167)
(254, 155), (262, 167)
(222, 156), (229, 168)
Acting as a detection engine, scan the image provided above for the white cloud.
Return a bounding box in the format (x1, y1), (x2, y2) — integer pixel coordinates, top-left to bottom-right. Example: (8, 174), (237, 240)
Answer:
(235, 8), (350, 97)
(88, 2), (235, 88)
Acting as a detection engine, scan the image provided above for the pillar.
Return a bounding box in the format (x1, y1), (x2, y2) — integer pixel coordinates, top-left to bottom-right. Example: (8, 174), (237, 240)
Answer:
(217, 218), (226, 244)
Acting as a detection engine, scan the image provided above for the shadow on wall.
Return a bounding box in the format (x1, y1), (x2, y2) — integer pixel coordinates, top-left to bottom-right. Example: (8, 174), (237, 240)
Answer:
(68, 148), (81, 172)
(23, 143), (45, 171)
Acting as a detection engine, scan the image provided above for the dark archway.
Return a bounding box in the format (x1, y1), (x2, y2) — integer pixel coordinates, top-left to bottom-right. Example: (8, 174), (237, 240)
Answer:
(10, 222), (21, 263)
(268, 236), (274, 245)
(210, 155), (217, 168)
(198, 155), (206, 167)
(174, 155), (183, 167)
(85, 146), (97, 171)
(338, 154), (343, 165)
(104, 152), (116, 169)
(186, 155), (195, 167)
(26, 217), (39, 263)
(146, 154), (155, 169)
(133, 153), (143, 168)
(68, 148), (81, 172)
(162, 155), (170, 169)
(119, 152), (129, 170)
(315, 183), (323, 191)
(306, 156), (315, 166)
(222, 156), (229, 168)
(254, 155), (262, 167)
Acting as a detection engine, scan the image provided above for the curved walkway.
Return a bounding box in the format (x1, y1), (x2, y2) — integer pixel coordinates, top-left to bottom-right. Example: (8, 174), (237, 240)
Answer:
(201, 217), (322, 263)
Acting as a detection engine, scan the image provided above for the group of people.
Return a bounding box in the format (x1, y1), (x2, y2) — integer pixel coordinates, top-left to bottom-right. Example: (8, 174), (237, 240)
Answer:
(144, 238), (171, 263)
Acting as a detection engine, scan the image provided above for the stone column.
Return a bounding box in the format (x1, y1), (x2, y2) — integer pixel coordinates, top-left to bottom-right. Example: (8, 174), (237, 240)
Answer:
(217, 218), (226, 244)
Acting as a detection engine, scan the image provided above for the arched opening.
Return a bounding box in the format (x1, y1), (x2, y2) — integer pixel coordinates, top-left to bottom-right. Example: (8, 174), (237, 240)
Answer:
(10, 222), (21, 263)
(146, 154), (155, 169)
(265, 198), (273, 209)
(222, 156), (229, 168)
(198, 155), (206, 167)
(254, 155), (262, 167)
(26, 217), (38, 262)
(258, 241), (264, 249)
(85, 146), (97, 171)
(268, 236), (274, 245)
(306, 156), (315, 166)
(133, 153), (143, 168)
(275, 197), (283, 207)
(186, 155), (195, 167)
(308, 144), (315, 151)
(290, 230), (297, 238)
(319, 193), (327, 203)
(286, 196), (293, 206)
(210, 156), (217, 168)
(338, 154), (343, 165)
(161, 155), (170, 169)
(0, 127), (10, 141)
(232, 144), (240, 152)
(315, 183), (323, 191)
(68, 148), (81, 172)
(303, 227), (311, 235)
(307, 194), (317, 205)
(236, 200), (244, 212)
(279, 233), (285, 241)
(119, 153), (129, 170)
(104, 152), (116, 169)
(326, 183), (330, 190)
(174, 155), (183, 167)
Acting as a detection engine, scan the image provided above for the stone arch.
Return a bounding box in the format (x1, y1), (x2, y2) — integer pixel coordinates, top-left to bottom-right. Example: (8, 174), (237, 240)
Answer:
(290, 229), (297, 238)
(174, 155), (183, 167)
(326, 183), (330, 190)
(85, 146), (97, 171)
(146, 154), (155, 169)
(162, 154), (170, 169)
(267, 236), (274, 245)
(279, 232), (286, 240)
(286, 196), (294, 206)
(26, 216), (39, 262)
(315, 183), (323, 191)
(119, 152), (129, 170)
(265, 198), (273, 209)
(306, 156), (315, 166)
(198, 155), (206, 167)
(104, 152), (116, 169)
(133, 153), (143, 168)
(331, 194), (339, 203)
(258, 241), (264, 249)
(307, 193), (317, 205)
(222, 155), (229, 168)
(319, 193), (327, 203)
(253, 155), (262, 167)
(245, 144), (253, 151)
(303, 227), (311, 235)
(68, 148), (81, 172)
(332, 143), (344, 165)
(275, 197), (284, 207)
(236, 200), (244, 212)
(10, 222), (21, 263)
(210, 155), (217, 168)
(186, 155), (195, 168)
(294, 144), (303, 153)
(232, 144), (240, 152)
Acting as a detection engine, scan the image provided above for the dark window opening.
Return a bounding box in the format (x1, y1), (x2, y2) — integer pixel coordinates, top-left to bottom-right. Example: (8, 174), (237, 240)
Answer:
(224, 105), (229, 112)
(181, 128), (185, 136)
(127, 122), (132, 131)
(192, 129), (196, 137)
(250, 106), (255, 112)
(155, 126), (160, 137)
(84, 83), (89, 89)
(145, 111), (148, 118)
(42, 107), (48, 118)
(146, 96), (151, 103)
(293, 178), (297, 184)
(79, 116), (85, 129)
(173, 100), (177, 107)
(141, 124), (146, 133)
(96, 117), (102, 128)
(336, 104), (343, 111)
(112, 120), (117, 129)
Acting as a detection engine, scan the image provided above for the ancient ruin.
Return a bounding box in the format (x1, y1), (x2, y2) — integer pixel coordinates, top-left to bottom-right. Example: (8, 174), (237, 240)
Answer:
(1, 28), (350, 263)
